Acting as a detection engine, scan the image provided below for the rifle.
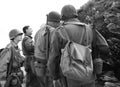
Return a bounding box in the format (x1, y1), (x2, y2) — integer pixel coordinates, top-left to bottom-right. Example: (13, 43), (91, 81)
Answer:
(45, 14), (50, 87)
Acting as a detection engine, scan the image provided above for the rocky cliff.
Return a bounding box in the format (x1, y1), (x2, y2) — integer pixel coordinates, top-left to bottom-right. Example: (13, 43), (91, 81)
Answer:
(78, 0), (120, 80)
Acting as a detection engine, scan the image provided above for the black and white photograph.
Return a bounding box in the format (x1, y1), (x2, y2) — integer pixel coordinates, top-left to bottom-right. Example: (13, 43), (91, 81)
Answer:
(0, 0), (120, 87)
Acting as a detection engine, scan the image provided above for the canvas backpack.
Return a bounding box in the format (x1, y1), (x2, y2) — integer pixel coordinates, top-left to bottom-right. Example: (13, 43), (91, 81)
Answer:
(0, 47), (11, 80)
(60, 22), (93, 82)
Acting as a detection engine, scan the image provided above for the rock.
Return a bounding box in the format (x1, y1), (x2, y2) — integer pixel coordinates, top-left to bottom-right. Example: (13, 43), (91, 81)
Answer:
(78, 0), (120, 81)
(104, 82), (116, 87)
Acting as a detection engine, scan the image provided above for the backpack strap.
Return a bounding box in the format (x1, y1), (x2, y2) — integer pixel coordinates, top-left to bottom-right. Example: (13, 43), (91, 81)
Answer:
(84, 24), (93, 47)
(63, 23), (86, 44)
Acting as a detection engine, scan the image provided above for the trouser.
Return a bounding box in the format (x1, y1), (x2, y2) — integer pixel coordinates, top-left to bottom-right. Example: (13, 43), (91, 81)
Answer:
(34, 75), (53, 87)
(26, 72), (40, 87)
(25, 56), (40, 87)
(52, 75), (68, 87)
(66, 78), (95, 87)
(59, 76), (68, 87)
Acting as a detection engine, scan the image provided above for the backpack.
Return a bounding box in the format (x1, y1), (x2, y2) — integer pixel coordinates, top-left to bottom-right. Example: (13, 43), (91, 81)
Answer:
(60, 23), (93, 82)
(0, 47), (10, 80)
(0, 48), (4, 54)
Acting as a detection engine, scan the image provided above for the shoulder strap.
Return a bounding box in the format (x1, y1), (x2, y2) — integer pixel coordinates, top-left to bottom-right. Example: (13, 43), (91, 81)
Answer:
(85, 24), (93, 46)
(92, 29), (97, 47)
(63, 24), (86, 44)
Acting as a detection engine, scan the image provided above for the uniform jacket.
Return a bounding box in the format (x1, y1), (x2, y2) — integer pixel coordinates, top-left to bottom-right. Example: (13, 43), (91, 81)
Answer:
(34, 24), (55, 63)
(22, 35), (34, 56)
(0, 41), (24, 79)
(47, 18), (110, 80)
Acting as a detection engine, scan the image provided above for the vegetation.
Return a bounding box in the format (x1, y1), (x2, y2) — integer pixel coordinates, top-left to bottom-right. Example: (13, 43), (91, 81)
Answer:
(77, 0), (120, 80)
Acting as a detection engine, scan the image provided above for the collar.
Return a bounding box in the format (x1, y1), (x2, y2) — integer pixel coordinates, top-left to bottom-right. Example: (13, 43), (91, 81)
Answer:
(25, 34), (32, 39)
(64, 18), (80, 23)
(10, 41), (19, 49)
(63, 18), (86, 26)
(6, 41), (19, 49)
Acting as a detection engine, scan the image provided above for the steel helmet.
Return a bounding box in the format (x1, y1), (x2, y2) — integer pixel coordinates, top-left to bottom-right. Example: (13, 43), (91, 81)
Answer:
(9, 29), (23, 40)
(48, 11), (61, 22)
(61, 5), (78, 20)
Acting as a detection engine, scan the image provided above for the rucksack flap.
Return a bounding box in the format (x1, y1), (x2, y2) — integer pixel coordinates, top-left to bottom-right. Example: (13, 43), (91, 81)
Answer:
(60, 41), (93, 81)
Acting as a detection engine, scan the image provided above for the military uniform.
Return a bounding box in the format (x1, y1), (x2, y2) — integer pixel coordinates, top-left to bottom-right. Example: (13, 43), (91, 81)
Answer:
(2, 29), (24, 87)
(22, 35), (39, 87)
(3, 41), (24, 87)
(34, 25), (55, 87)
(34, 11), (61, 87)
(47, 5), (110, 87)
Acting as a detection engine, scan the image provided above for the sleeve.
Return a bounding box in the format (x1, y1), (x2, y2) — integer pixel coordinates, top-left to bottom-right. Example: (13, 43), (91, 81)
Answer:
(36, 33), (46, 62)
(47, 29), (67, 80)
(92, 29), (110, 57)
(24, 38), (34, 52)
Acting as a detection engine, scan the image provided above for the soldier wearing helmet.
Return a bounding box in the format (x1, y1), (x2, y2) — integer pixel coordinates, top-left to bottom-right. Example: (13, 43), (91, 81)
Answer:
(9, 29), (23, 40)
(48, 4), (110, 87)
(61, 5), (78, 20)
(2, 29), (24, 87)
(34, 11), (61, 87)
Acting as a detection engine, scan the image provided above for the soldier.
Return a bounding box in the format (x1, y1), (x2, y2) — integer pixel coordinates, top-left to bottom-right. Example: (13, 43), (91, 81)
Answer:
(1, 29), (24, 87)
(47, 5), (110, 87)
(34, 11), (61, 87)
(22, 26), (38, 87)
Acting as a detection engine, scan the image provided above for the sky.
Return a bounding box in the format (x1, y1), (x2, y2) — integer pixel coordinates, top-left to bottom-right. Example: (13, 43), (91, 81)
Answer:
(0, 0), (89, 48)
